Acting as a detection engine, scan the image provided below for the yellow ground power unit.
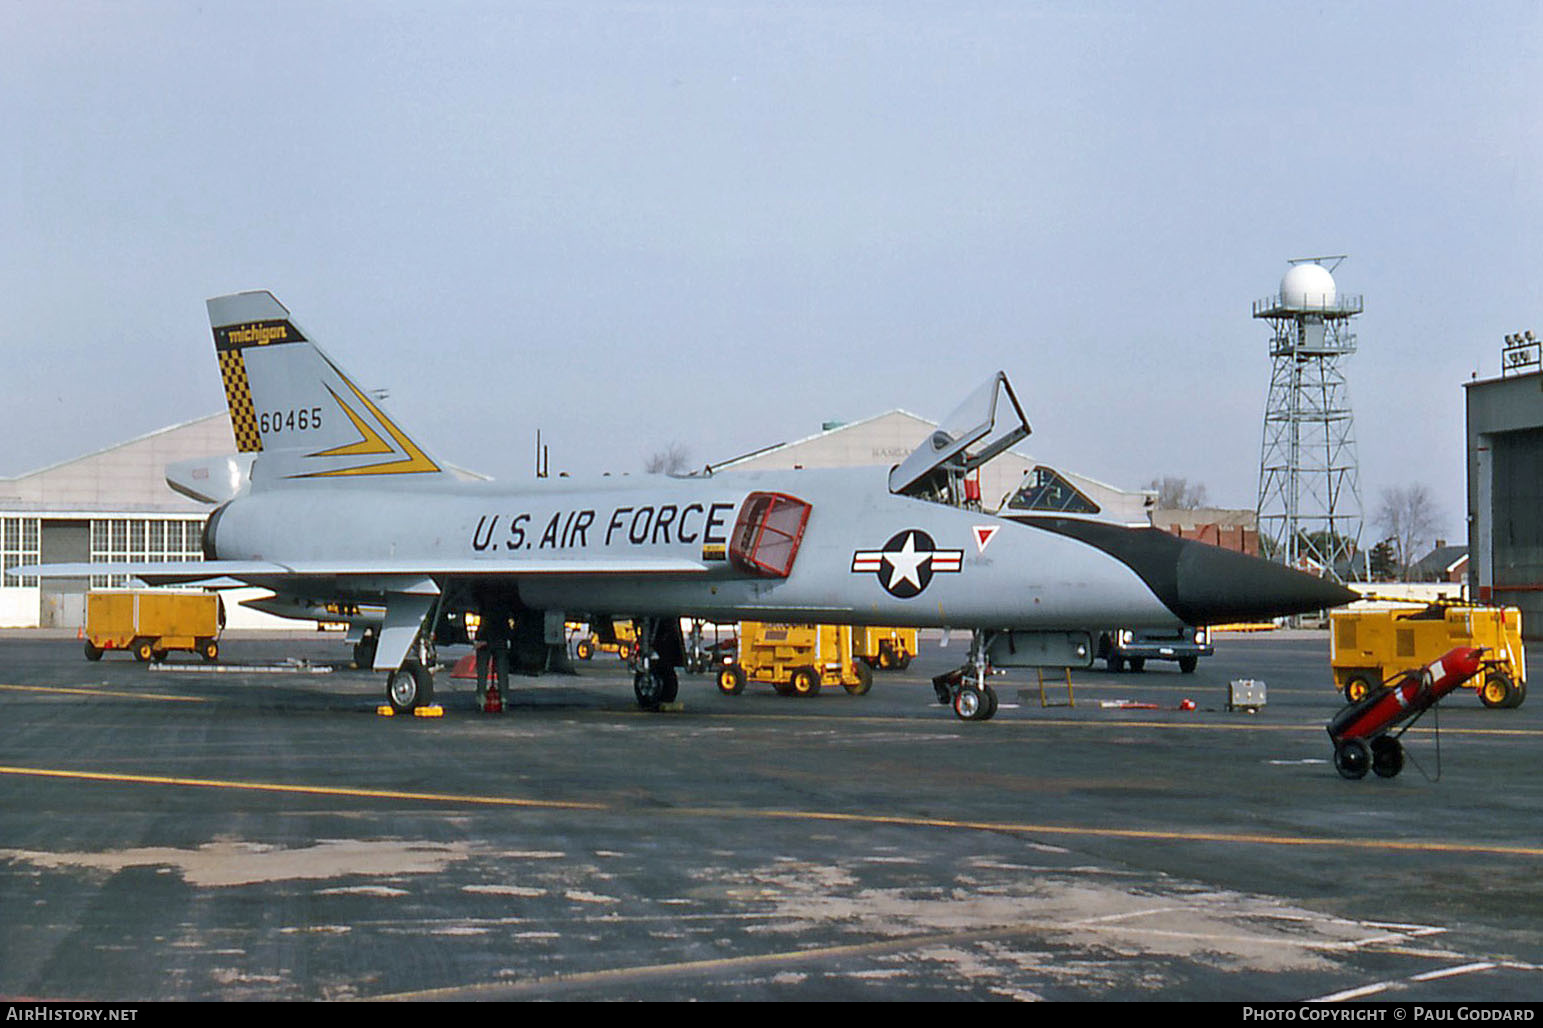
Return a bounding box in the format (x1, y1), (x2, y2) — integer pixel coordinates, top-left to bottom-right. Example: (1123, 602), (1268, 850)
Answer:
(717, 622), (873, 697)
(84, 590), (223, 663)
(1329, 602), (1525, 708)
(852, 626), (918, 671)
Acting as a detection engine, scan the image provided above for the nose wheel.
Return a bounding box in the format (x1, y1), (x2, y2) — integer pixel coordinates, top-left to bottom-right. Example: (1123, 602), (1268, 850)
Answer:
(935, 630), (999, 721)
(951, 682), (998, 721)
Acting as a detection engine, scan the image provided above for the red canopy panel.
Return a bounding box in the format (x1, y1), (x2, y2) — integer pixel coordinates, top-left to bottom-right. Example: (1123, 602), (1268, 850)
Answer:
(729, 492), (812, 578)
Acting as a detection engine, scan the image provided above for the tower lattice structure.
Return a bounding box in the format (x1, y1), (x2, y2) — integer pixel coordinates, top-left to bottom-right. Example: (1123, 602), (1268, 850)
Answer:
(1254, 258), (1364, 582)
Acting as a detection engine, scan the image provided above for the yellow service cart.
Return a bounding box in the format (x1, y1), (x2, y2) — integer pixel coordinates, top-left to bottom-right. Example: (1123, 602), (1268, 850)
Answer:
(84, 590), (224, 662)
(574, 619), (637, 661)
(717, 622), (873, 697)
(1330, 602), (1526, 708)
(852, 626), (918, 671)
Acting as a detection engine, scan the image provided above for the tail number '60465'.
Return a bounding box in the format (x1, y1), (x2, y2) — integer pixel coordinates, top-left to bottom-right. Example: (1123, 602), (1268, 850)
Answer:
(260, 407), (324, 433)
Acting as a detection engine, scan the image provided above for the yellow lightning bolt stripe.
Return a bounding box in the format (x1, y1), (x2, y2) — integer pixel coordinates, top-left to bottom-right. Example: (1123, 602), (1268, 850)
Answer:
(307, 384), (395, 459)
(294, 362), (441, 478)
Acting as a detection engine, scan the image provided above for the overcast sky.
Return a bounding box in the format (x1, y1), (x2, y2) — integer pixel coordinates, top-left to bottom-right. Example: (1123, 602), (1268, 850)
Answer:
(2, 1), (1538, 540)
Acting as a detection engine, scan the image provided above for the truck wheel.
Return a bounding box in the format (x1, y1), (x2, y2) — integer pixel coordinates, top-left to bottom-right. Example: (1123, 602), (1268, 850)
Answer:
(200, 639), (219, 662)
(134, 640), (154, 662)
(575, 639), (594, 660)
(1480, 672), (1515, 709)
(1344, 674), (1376, 703)
(1178, 655), (1198, 674)
(1106, 655), (1124, 673)
(83, 641), (103, 662)
(1334, 739), (1370, 780)
(1127, 657), (1146, 672)
(844, 662), (874, 696)
(717, 664), (746, 695)
(790, 667), (821, 697)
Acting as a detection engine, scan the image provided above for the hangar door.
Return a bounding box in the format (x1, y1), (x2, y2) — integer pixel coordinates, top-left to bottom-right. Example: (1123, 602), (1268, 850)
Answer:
(1490, 426), (1543, 589)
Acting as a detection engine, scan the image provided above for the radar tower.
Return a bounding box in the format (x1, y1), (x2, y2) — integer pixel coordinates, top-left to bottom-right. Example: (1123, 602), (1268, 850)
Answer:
(1254, 257), (1364, 582)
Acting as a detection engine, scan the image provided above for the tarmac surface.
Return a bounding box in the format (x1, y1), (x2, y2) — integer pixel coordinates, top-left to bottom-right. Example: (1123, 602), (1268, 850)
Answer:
(1, 628), (1541, 1002)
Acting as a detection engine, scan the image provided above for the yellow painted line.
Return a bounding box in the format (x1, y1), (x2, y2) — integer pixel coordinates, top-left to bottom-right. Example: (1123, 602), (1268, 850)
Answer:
(669, 806), (1543, 859)
(3, 763), (1540, 860)
(0, 683), (208, 704)
(0, 765), (606, 812)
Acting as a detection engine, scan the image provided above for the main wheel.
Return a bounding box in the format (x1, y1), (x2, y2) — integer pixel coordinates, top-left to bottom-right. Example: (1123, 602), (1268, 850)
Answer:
(1480, 671), (1515, 709)
(386, 660), (433, 714)
(789, 667), (821, 697)
(1334, 738), (1371, 780)
(658, 665), (679, 703)
(634, 666), (675, 710)
(717, 664), (747, 695)
(844, 662), (874, 696)
(1371, 736), (1404, 778)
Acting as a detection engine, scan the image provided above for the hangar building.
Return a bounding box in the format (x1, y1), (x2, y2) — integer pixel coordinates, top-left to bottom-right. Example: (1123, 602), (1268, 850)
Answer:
(1466, 369), (1543, 635)
(0, 412), (257, 629)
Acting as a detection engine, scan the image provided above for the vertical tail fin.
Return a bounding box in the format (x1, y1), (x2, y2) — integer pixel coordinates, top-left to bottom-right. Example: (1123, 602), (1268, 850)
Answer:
(209, 291), (448, 485)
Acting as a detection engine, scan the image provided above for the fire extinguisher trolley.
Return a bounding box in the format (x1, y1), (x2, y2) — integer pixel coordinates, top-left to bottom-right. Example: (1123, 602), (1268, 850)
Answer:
(1326, 646), (1486, 780)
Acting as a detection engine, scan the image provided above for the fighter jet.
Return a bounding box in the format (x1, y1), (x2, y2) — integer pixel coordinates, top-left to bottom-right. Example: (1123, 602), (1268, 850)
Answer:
(17, 291), (1355, 720)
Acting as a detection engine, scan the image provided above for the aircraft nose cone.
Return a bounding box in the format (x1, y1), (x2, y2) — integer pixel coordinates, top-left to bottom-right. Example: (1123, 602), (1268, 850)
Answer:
(1012, 517), (1359, 625)
(1170, 539), (1359, 624)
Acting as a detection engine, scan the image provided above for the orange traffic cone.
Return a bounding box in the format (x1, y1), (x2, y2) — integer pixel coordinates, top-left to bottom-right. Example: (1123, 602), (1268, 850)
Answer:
(483, 683), (502, 713)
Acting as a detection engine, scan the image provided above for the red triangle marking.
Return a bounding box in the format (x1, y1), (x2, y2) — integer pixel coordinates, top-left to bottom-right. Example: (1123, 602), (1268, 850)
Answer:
(973, 525), (999, 553)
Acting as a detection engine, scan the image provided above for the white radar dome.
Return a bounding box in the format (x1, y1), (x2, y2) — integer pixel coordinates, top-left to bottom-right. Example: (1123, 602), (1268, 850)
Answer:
(1279, 263), (1337, 309)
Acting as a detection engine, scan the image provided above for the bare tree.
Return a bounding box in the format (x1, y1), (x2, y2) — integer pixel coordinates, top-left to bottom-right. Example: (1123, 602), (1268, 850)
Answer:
(644, 441), (691, 475)
(1146, 476), (1209, 510)
(1374, 484), (1443, 579)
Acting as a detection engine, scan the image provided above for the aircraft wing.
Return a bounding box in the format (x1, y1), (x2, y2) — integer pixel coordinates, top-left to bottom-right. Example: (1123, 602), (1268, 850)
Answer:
(14, 557), (712, 587)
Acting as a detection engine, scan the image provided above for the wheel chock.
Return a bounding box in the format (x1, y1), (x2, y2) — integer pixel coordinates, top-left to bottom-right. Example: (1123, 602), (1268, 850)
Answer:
(376, 705), (396, 717)
(413, 705), (444, 718)
(660, 701), (685, 713)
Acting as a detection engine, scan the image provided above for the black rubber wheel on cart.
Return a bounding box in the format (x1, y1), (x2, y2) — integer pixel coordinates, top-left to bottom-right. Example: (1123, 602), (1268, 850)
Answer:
(1334, 739), (1370, 780)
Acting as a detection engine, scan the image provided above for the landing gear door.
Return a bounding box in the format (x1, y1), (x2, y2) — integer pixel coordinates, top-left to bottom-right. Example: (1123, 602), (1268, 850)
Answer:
(887, 372), (1031, 500)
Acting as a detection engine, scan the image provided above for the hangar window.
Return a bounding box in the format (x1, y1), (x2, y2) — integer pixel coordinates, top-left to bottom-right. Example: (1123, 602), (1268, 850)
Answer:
(1006, 466), (1101, 516)
(90, 517), (205, 588)
(1, 517), (40, 588)
(729, 492), (812, 578)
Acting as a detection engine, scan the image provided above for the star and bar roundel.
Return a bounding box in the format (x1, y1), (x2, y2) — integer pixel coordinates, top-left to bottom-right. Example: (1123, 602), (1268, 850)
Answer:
(851, 530), (965, 599)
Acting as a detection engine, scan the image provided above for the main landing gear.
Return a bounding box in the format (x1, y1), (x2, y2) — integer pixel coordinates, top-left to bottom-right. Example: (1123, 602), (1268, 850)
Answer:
(932, 630), (999, 722)
(628, 616), (682, 712)
(384, 636), (437, 715)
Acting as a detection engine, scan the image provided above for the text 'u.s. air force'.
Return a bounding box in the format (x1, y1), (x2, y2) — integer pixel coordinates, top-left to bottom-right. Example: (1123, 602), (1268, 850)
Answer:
(470, 503), (735, 552)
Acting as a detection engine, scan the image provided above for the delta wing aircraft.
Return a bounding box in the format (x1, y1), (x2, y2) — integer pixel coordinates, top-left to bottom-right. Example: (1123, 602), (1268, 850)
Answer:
(18, 291), (1356, 720)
